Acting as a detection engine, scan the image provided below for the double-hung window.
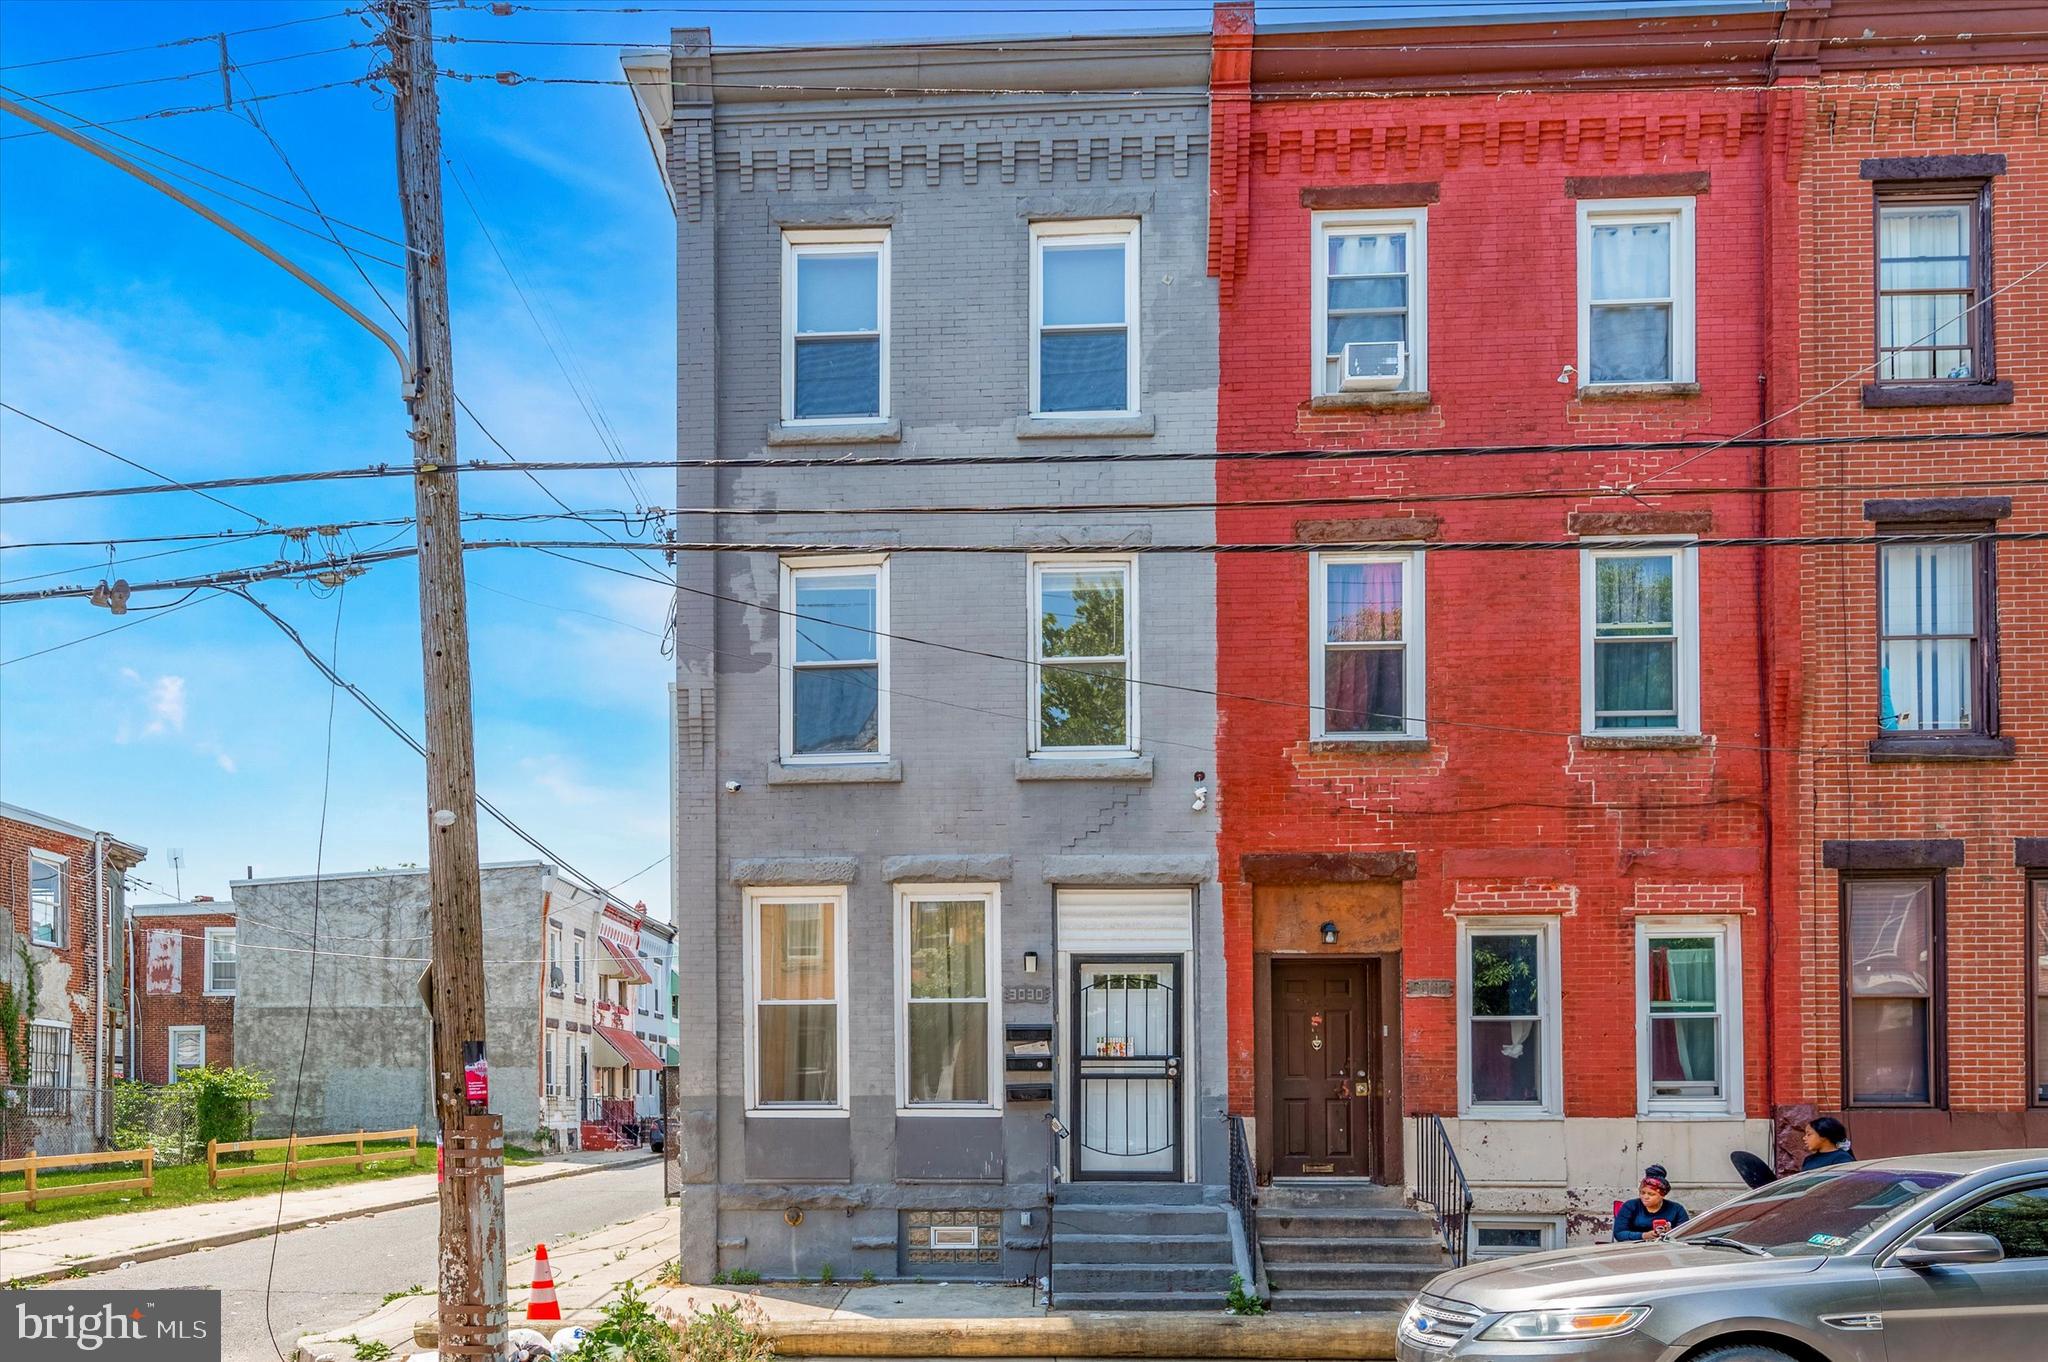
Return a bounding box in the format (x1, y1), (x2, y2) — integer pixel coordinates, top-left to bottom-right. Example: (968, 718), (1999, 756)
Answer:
(897, 886), (1000, 1112)
(204, 927), (237, 996)
(1031, 220), (1138, 416)
(29, 1021), (70, 1113)
(781, 558), (888, 762)
(1843, 876), (1942, 1107)
(2034, 880), (2048, 1107)
(1578, 198), (1695, 386)
(545, 1034), (558, 1097)
(1312, 209), (1426, 394)
(168, 1025), (206, 1081)
(572, 934), (586, 998)
(1459, 919), (1561, 1116)
(1581, 541), (1699, 734)
(1311, 551), (1424, 738)
(1636, 919), (1740, 1115)
(1876, 195), (1982, 382)
(782, 229), (889, 423)
(1029, 558), (1135, 755)
(29, 850), (65, 946)
(746, 890), (847, 1112)
(1878, 537), (1990, 734)
(548, 922), (565, 993)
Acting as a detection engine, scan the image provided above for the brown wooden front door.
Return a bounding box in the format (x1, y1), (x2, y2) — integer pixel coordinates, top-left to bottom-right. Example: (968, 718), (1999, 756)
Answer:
(1272, 960), (1376, 1178)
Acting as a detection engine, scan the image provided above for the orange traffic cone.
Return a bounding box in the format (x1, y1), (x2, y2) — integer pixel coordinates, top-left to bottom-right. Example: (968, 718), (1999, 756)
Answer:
(526, 1243), (562, 1323)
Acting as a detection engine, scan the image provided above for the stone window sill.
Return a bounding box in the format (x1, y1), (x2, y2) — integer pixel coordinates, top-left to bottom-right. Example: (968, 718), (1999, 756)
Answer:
(1013, 413), (1155, 439)
(1868, 733), (2015, 763)
(767, 758), (904, 785)
(765, 418), (902, 446)
(1578, 733), (1710, 751)
(1308, 737), (1431, 755)
(1303, 390), (1432, 414)
(1014, 755), (1153, 782)
(1575, 382), (1701, 402)
(1861, 380), (2013, 409)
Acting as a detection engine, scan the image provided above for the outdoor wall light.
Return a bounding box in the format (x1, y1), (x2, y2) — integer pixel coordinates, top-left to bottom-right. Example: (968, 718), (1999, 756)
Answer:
(784, 1206), (804, 1227)
(1321, 921), (1339, 946)
(1023, 951), (1040, 974)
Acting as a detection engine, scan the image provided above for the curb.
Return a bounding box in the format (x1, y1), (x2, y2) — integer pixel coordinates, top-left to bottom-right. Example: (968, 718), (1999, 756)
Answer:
(762, 1311), (1402, 1359)
(15, 1154), (660, 1285)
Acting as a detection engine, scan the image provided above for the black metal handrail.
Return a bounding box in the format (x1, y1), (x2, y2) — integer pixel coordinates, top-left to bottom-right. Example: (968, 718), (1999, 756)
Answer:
(1410, 1113), (1473, 1266)
(1224, 1112), (1256, 1238)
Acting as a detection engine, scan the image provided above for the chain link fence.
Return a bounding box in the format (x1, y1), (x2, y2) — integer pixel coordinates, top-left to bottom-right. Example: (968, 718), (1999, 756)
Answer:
(0, 1082), (257, 1163)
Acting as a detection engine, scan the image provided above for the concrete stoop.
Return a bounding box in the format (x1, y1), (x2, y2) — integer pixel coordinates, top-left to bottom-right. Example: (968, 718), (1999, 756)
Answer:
(1048, 1184), (1238, 1311)
(1255, 1182), (1450, 1313)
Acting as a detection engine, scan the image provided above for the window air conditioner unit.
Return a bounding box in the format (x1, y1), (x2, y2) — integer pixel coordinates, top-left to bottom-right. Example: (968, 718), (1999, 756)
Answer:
(1340, 340), (1405, 391)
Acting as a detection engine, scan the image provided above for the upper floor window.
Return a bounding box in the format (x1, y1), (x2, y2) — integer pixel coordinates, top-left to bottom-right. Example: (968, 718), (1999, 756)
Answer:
(2031, 880), (2047, 1107)
(1312, 209), (1426, 395)
(1876, 196), (1982, 382)
(28, 850), (65, 946)
(573, 935), (587, 996)
(1030, 558), (1135, 756)
(1879, 538), (1989, 734)
(1636, 919), (1741, 1116)
(1581, 541), (1699, 734)
(204, 927), (238, 996)
(1577, 198), (1695, 386)
(1310, 551), (1425, 739)
(781, 557), (887, 762)
(548, 921), (565, 993)
(1031, 219), (1138, 416)
(745, 889), (847, 1112)
(1843, 875), (1942, 1108)
(782, 229), (888, 422)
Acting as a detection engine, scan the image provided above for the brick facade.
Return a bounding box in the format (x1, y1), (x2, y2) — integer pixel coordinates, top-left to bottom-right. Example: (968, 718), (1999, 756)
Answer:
(1773, 32), (2048, 1154)
(127, 904), (236, 1085)
(1209, 5), (1787, 1227)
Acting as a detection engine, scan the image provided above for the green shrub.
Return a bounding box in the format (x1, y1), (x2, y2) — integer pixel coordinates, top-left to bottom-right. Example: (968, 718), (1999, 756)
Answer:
(679, 1301), (774, 1362)
(1224, 1273), (1267, 1316)
(561, 1283), (678, 1362)
(724, 1268), (761, 1286)
(175, 1065), (271, 1148)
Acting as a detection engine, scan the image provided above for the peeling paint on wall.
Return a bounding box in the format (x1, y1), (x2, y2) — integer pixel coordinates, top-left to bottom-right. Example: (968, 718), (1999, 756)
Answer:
(145, 929), (181, 995)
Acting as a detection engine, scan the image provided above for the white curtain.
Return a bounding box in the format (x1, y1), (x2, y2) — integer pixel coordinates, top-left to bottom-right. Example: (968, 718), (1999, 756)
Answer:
(1881, 545), (1974, 729)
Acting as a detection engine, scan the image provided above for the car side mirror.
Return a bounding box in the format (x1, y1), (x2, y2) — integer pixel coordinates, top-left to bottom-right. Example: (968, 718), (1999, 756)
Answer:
(1895, 1232), (2005, 1269)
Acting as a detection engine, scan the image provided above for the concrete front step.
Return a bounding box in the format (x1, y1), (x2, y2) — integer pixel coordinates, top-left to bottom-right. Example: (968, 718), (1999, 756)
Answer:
(1260, 1234), (1448, 1265)
(1052, 1289), (1235, 1312)
(1054, 1232), (1235, 1265)
(1260, 1181), (1410, 1210)
(1055, 1180), (1216, 1206)
(1268, 1287), (1421, 1314)
(1256, 1208), (1440, 1238)
(1265, 1261), (1445, 1292)
(1055, 1204), (1232, 1237)
(1052, 1262), (1238, 1294)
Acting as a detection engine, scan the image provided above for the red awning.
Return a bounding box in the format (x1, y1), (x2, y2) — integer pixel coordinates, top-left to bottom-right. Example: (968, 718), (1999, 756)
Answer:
(592, 1024), (665, 1071)
(599, 935), (652, 984)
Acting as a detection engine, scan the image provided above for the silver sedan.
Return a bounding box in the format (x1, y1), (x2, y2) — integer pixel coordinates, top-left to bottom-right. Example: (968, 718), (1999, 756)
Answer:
(1397, 1150), (2048, 1361)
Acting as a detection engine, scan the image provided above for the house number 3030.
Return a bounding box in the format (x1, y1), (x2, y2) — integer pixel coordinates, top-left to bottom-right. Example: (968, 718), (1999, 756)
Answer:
(1004, 985), (1052, 1005)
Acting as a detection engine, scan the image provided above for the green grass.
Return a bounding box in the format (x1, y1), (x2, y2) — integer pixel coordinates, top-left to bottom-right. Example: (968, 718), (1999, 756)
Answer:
(0, 1139), (429, 1230)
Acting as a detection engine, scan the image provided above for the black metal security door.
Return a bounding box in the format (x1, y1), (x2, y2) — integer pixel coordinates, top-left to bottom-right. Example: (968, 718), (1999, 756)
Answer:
(1071, 957), (1183, 1180)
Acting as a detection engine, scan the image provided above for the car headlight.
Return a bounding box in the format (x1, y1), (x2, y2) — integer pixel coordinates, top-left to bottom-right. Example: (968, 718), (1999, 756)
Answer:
(1479, 1307), (1650, 1341)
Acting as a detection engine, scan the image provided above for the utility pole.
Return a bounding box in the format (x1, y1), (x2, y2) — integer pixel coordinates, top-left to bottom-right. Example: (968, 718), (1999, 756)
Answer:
(379, 3), (506, 1357)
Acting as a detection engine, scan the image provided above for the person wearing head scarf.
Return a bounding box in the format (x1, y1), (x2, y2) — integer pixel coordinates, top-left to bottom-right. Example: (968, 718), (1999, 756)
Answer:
(1614, 1165), (1691, 1242)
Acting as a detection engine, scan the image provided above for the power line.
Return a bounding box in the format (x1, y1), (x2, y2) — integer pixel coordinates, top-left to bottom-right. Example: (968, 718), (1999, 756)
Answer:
(0, 591), (213, 667)
(0, 76), (374, 142)
(30, 42), (368, 101)
(12, 426), (2048, 508)
(0, 401), (273, 526)
(0, 6), (373, 72)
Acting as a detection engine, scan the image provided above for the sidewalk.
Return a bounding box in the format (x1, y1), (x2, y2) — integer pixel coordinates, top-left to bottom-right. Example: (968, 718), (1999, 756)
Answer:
(0, 1148), (656, 1284)
(297, 1209), (1398, 1362)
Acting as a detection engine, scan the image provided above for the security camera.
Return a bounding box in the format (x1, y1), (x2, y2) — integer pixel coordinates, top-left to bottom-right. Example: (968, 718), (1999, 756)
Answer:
(723, 780), (741, 793)
(1191, 786), (1209, 812)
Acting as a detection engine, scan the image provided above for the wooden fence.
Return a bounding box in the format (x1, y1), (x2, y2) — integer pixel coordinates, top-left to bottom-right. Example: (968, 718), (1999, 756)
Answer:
(0, 1146), (155, 1211)
(207, 1127), (419, 1187)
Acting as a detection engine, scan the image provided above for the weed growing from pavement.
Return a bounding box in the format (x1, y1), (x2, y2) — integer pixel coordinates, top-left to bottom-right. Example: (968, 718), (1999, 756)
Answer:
(379, 1284), (429, 1306)
(724, 1268), (761, 1285)
(653, 1259), (685, 1287)
(558, 1283), (680, 1362)
(343, 1336), (394, 1360)
(1224, 1273), (1267, 1316)
(818, 1264), (836, 1285)
(858, 1269), (876, 1285)
(678, 1300), (775, 1362)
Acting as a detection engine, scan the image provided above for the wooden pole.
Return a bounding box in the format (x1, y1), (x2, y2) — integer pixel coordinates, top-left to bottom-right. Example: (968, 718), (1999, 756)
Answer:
(23, 1150), (36, 1212)
(207, 1138), (218, 1189)
(378, 4), (505, 1357)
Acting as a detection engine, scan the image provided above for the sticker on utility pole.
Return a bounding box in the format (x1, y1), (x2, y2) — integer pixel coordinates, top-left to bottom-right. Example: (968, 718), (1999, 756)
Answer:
(464, 1041), (489, 1110)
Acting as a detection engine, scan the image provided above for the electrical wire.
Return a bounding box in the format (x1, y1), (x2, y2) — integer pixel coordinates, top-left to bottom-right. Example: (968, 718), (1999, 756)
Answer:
(0, 591), (213, 666)
(0, 76), (375, 142)
(29, 42), (368, 102)
(0, 6), (373, 72)
(1, 402), (272, 526)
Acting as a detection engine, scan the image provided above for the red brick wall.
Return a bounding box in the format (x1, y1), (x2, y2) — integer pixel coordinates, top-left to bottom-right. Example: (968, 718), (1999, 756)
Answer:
(1212, 82), (1794, 1121)
(129, 912), (236, 1084)
(1778, 66), (2048, 1152)
(1, 814), (106, 1089)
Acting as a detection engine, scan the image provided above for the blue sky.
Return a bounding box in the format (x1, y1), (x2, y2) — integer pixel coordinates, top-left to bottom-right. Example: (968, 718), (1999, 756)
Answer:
(0, 0), (1705, 915)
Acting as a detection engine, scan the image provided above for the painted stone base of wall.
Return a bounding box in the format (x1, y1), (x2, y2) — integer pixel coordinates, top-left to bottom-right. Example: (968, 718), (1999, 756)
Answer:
(711, 1195), (1045, 1283)
(1425, 1116), (1771, 1245)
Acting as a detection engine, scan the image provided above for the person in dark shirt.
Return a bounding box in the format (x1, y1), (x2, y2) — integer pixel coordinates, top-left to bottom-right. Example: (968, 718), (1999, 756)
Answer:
(1802, 1115), (1856, 1170)
(1614, 1165), (1690, 1242)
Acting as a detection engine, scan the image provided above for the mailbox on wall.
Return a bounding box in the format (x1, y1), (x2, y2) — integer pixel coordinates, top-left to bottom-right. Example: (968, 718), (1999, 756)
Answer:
(1004, 1024), (1054, 1100)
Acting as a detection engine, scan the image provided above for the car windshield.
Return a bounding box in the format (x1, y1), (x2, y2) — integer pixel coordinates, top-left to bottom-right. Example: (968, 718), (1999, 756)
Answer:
(1673, 1168), (1958, 1258)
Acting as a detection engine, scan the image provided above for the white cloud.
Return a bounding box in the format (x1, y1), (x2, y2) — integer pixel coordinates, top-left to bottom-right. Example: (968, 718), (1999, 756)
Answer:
(143, 674), (187, 735)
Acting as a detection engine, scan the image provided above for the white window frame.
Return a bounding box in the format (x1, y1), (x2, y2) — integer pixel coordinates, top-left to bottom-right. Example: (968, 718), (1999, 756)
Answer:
(573, 935), (587, 996)
(895, 883), (1004, 1116)
(1468, 1215), (1566, 1259)
(1027, 555), (1139, 758)
(28, 848), (67, 947)
(545, 1033), (559, 1097)
(781, 227), (891, 425)
(1576, 197), (1696, 387)
(203, 926), (237, 996)
(743, 886), (851, 1117)
(1029, 218), (1141, 418)
(1635, 915), (1744, 1118)
(779, 555), (891, 764)
(1457, 915), (1564, 1118)
(1311, 207), (1429, 396)
(1579, 538), (1701, 735)
(1309, 550), (1427, 740)
(166, 1024), (206, 1081)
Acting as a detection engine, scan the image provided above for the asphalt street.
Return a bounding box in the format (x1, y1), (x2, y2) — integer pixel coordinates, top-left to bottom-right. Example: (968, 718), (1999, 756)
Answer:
(58, 1158), (665, 1362)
